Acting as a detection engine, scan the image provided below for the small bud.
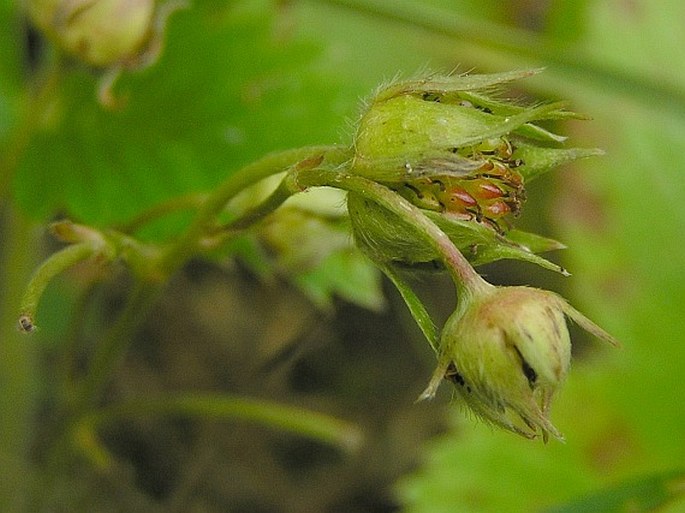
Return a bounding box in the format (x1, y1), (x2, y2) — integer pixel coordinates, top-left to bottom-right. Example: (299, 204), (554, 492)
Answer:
(27, 0), (186, 106)
(28, 0), (156, 67)
(421, 286), (618, 442)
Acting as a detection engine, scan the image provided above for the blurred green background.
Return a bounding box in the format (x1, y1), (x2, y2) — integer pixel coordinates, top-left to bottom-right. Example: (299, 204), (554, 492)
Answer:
(1, 0), (684, 512)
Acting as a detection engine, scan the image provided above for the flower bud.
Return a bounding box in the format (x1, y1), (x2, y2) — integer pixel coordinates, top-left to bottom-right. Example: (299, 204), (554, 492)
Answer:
(28, 0), (157, 67)
(347, 70), (602, 271)
(421, 286), (618, 441)
(347, 190), (567, 273)
(352, 92), (527, 233)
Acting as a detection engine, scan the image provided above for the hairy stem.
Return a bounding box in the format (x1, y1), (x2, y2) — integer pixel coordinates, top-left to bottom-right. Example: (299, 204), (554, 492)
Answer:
(158, 145), (347, 274)
(75, 146), (349, 402)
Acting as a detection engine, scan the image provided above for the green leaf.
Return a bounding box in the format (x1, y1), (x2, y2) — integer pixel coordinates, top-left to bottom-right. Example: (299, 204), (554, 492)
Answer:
(294, 247), (386, 312)
(397, 420), (596, 513)
(391, 1), (685, 512)
(543, 470), (685, 513)
(11, 2), (360, 234)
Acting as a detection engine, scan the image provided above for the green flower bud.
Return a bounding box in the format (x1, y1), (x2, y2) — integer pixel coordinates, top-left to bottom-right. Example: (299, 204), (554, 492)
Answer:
(347, 190), (568, 273)
(27, 0), (186, 106)
(28, 0), (157, 67)
(421, 285), (618, 442)
(347, 70), (601, 271)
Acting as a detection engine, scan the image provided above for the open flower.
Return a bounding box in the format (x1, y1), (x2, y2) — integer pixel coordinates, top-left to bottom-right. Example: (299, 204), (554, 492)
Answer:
(420, 285), (619, 442)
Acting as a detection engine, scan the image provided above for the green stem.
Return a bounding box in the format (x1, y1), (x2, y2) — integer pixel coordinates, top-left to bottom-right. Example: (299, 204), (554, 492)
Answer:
(0, 206), (39, 513)
(18, 242), (101, 330)
(28, 146), (349, 510)
(117, 192), (208, 234)
(54, 281), (102, 401)
(73, 147), (348, 408)
(219, 178), (295, 233)
(211, 150), (353, 244)
(27, 283), (163, 513)
(158, 145), (347, 274)
(77, 281), (164, 407)
(24, 147), (352, 511)
(77, 394), (363, 453)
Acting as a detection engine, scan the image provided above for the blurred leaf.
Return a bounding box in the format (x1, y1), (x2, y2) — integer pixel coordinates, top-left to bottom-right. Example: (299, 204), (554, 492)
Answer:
(0, 0), (23, 128)
(250, 184), (383, 310)
(11, 1), (360, 233)
(398, 0), (685, 512)
(577, 0), (685, 88)
(555, 0), (685, 464)
(0, 1), (26, 198)
(397, 418), (596, 513)
(294, 247), (385, 311)
(543, 470), (685, 513)
(546, 0), (591, 43)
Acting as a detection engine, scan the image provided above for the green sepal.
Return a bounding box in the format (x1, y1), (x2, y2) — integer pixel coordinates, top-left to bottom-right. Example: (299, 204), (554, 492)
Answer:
(429, 214), (567, 274)
(347, 192), (566, 274)
(506, 229), (566, 253)
(456, 89), (586, 123)
(513, 123), (567, 143)
(514, 142), (605, 182)
(373, 69), (544, 103)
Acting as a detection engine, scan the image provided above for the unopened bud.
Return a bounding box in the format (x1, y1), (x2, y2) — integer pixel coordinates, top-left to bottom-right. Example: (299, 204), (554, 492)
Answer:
(28, 0), (157, 67)
(421, 286), (618, 442)
(27, 0), (185, 106)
